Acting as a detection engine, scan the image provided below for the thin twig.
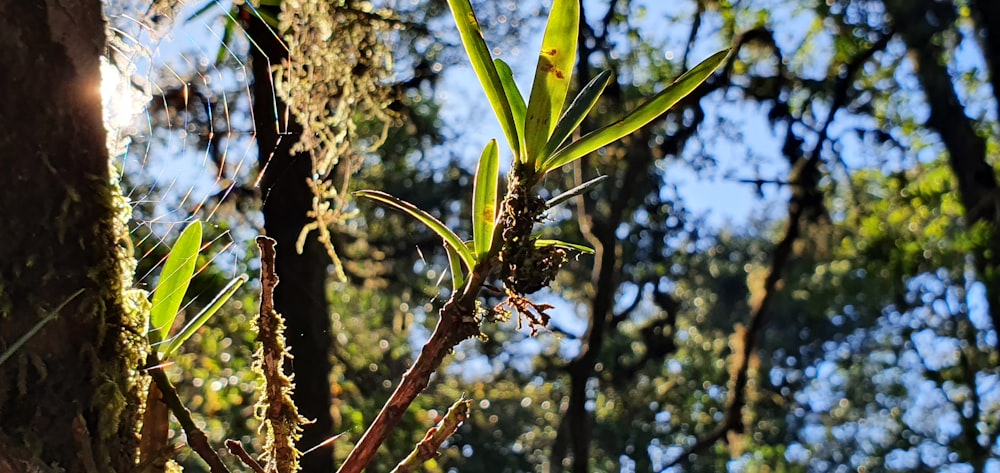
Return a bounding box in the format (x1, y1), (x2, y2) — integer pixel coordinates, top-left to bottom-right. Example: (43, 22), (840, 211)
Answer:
(391, 397), (472, 473)
(225, 440), (266, 473)
(147, 354), (231, 473)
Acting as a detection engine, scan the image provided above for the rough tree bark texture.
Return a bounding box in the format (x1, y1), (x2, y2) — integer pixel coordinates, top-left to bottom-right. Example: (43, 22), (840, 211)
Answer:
(247, 13), (336, 473)
(0, 2), (148, 472)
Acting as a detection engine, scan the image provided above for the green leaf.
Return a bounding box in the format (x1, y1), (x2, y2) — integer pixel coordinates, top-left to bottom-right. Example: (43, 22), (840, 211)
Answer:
(540, 49), (730, 173)
(544, 174), (608, 209)
(472, 140), (500, 260)
(534, 239), (595, 254)
(355, 190), (476, 271)
(184, 1), (222, 24)
(445, 243), (466, 292)
(540, 70), (613, 163)
(523, 0), (579, 164)
(446, 0), (520, 157)
(161, 274), (248, 359)
(246, 4), (281, 29)
(150, 221), (203, 343)
(495, 59), (527, 155)
(215, 14), (237, 65)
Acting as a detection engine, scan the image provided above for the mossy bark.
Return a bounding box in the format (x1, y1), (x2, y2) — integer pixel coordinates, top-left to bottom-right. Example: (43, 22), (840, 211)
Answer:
(247, 13), (336, 472)
(0, 2), (148, 472)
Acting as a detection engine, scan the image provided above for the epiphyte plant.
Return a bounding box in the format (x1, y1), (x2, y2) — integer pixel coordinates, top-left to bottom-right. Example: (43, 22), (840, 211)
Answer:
(358, 0), (728, 304)
(341, 1), (728, 470)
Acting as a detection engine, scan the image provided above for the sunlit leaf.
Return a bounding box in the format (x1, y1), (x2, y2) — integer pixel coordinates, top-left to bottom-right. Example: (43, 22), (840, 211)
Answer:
(150, 220), (203, 343)
(540, 49), (729, 173)
(523, 0), (579, 164)
(540, 70), (612, 162)
(534, 239), (595, 254)
(472, 140), (500, 260)
(445, 243), (467, 292)
(161, 274), (248, 358)
(495, 59), (527, 155)
(446, 0), (520, 157)
(355, 190), (476, 271)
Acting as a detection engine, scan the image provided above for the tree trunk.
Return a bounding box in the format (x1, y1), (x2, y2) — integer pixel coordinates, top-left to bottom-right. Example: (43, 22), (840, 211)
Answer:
(247, 13), (336, 472)
(884, 0), (1000, 356)
(0, 2), (147, 472)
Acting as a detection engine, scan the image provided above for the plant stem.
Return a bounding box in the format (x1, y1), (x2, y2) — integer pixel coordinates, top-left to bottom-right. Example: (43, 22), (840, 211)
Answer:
(147, 355), (231, 473)
(338, 174), (534, 473)
(336, 265), (488, 473)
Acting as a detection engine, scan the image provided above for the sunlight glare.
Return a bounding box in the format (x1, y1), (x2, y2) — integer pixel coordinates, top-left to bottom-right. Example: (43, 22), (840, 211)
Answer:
(100, 57), (145, 155)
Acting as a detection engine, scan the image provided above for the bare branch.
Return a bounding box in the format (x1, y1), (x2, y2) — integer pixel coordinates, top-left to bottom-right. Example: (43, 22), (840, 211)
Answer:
(147, 356), (231, 473)
(225, 440), (266, 473)
(391, 397), (473, 472)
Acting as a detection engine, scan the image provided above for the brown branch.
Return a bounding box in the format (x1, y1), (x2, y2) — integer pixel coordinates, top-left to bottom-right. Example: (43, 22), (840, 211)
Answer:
(336, 199), (507, 472)
(336, 273), (484, 473)
(390, 397), (472, 473)
(254, 236), (306, 473)
(146, 355), (231, 473)
(225, 440), (266, 473)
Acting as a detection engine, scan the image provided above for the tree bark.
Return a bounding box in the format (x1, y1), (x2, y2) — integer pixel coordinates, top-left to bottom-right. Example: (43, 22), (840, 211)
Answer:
(0, 2), (147, 472)
(246, 12), (336, 472)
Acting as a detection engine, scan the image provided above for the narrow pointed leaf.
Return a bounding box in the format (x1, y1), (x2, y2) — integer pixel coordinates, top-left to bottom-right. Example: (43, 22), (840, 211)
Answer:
(248, 4), (281, 29)
(356, 190), (476, 271)
(161, 274), (248, 358)
(523, 0), (579, 163)
(540, 49), (729, 173)
(215, 14), (236, 65)
(472, 140), (500, 260)
(534, 239), (595, 254)
(150, 220), (203, 342)
(544, 174), (609, 209)
(446, 0), (520, 157)
(184, 1), (222, 23)
(495, 59), (527, 155)
(445, 243), (466, 292)
(540, 70), (613, 164)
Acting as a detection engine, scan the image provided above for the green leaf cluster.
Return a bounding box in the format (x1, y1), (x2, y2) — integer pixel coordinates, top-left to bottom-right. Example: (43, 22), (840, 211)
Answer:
(357, 0), (728, 292)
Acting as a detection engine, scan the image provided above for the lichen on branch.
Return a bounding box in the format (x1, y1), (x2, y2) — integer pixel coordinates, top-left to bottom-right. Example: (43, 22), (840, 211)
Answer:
(253, 236), (306, 473)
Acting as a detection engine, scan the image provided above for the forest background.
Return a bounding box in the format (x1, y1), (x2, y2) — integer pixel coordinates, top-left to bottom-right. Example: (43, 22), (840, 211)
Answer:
(2, 0), (999, 472)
